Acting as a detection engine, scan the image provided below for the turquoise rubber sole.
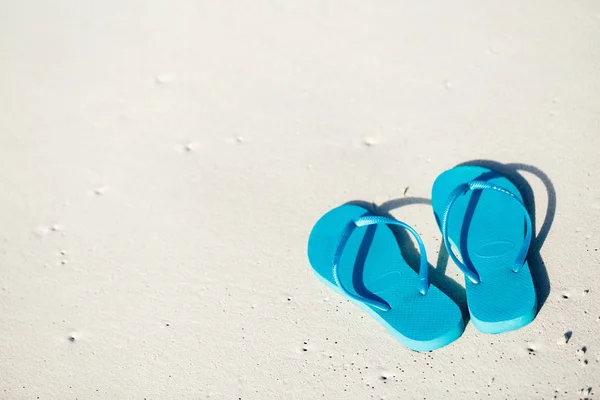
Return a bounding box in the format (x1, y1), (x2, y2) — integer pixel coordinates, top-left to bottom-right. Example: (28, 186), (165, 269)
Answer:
(307, 204), (464, 351)
(432, 166), (537, 334)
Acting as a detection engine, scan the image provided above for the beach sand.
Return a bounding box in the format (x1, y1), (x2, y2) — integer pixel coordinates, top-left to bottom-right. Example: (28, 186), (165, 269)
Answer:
(1, 1), (599, 398)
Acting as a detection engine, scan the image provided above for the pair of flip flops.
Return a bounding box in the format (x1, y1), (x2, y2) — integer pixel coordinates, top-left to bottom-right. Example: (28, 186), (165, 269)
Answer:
(307, 165), (538, 351)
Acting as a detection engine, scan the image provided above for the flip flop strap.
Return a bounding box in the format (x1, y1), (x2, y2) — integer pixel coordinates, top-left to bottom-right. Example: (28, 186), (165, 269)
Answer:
(332, 215), (429, 312)
(441, 180), (533, 284)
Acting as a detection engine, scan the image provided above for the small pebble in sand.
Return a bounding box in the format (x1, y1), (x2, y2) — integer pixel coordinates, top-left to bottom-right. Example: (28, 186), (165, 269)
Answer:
(155, 74), (174, 85)
(94, 187), (108, 196)
(558, 331), (573, 345)
(363, 137), (378, 147)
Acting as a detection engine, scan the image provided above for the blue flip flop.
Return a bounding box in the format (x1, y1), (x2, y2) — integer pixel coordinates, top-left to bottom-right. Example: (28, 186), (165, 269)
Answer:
(307, 204), (464, 352)
(431, 166), (537, 334)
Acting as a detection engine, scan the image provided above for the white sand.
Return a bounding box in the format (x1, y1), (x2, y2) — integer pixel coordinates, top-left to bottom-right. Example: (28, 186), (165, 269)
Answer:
(1, 1), (599, 399)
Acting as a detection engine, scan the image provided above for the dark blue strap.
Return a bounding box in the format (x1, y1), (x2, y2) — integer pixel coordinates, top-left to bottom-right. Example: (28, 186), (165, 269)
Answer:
(332, 215), (429, 312)
(441, 180), (533, 284)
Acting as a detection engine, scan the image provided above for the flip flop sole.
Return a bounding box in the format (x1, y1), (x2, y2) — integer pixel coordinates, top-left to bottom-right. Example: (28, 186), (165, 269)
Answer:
(308, 204), (464, 351)
(432, 166), (537, 334)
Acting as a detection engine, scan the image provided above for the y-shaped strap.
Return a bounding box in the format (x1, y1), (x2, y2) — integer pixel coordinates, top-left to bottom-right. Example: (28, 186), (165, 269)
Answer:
(332, 215), (429, 312)
(441, 180), (533, 284)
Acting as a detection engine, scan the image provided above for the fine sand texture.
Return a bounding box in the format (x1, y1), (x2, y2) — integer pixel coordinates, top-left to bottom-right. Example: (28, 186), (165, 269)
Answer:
(1, 1), (599, 399)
